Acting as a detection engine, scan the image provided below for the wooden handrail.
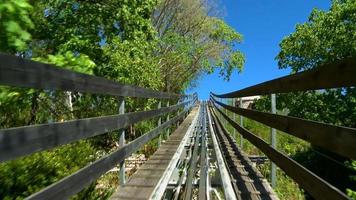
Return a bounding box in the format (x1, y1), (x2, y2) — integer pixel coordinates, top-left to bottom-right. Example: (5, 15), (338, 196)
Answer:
(26, 108), (191, 200)
(209, 102), (350, 200)
(211, 96), (356, 159)
(0, 53), (189, 99)
(0, 100), (193, 163)
(211, 58), (356, 98)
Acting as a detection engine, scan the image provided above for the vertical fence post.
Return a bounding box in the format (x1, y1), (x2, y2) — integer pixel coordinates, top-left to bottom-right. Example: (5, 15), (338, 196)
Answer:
(118, 96), (125, 185)
(221, 99), (223, 124)
(165, 100), (170, 139)
(177, 97), (181, 127)
(233, 98), (236, 139)
(224, 98), (228, 127)
(219, 98), (223, 124)
(271, 93), (277, 188)
(239, 98), (244, 149)
(185, 95), (189, 118)
(158, 99), (162, 146)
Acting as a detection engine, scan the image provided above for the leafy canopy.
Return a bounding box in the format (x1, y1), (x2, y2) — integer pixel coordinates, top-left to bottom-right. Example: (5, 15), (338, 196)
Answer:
(277, 0), (356, 72)
(0, 0), (34, 52)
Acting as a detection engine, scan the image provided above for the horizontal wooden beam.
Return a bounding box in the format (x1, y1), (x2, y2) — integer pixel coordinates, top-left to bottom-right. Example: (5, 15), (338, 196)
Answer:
(212, 58), (356, 98)
(0, 101), (191, 163)
(0, 53), (184, 99)
(211, 97), (356, 159)
(209, 102), (350, 200)
(26, 108), (191, 200)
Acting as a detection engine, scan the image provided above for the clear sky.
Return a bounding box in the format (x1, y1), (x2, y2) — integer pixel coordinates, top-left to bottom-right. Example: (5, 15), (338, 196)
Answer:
(187, 0), (331, 100)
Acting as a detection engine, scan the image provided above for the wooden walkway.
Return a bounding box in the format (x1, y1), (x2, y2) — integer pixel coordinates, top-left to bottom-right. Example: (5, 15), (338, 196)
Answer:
(110, 107), (199, 200)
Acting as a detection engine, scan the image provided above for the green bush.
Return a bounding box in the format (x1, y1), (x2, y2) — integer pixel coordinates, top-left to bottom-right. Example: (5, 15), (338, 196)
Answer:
(0, 141), (95, 199)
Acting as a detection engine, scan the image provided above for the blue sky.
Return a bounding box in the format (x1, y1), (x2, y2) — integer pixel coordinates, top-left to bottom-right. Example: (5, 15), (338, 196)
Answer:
(187, 0), (331, 100)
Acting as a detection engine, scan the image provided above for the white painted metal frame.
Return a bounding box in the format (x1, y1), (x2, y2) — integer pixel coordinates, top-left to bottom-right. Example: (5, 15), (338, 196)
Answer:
(207, 106), (237, 200)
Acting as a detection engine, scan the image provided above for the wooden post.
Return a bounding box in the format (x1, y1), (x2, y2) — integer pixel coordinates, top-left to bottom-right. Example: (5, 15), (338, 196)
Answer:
(271, 94), (277, 188)
(165, 100), (170, 139)
(158, 99), (162, 146)
(118, 96), (125, 185)
(240, 98), (244, 149)
(220, 99), (222, 123)
(224, 98), (227, 127)
(176, 98), (180, 129)
(233, 98), (236, 139)
(177, 97), (181, 127)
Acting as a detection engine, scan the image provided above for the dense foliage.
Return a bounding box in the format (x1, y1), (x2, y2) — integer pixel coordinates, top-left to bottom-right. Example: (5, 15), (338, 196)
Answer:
(153, 0), (244, 90)
(277, 0), (356, 72)
(0, 0), (244, 199)
(0, 0), (34, 52)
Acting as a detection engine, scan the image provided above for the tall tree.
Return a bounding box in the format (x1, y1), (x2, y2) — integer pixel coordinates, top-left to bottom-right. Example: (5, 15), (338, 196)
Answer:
(277, 0), (355, 72)
(153, 0), (245, 92)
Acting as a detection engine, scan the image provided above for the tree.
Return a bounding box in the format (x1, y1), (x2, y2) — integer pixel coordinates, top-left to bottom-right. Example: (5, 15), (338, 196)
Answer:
(277, 0), (356, 72)
(0, 0), (34, 53)
(153, 0), (245, 92)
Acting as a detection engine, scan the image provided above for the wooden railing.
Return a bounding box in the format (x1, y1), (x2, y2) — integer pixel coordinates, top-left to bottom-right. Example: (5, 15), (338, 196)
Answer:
(0, 53), (197, 200)
(210, 58), (356, 200)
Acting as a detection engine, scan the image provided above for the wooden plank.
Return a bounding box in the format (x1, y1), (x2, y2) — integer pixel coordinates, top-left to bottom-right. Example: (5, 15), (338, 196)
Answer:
(0, 101), (190, 163)
(110, 186), (153, 200)
(134, 170), (166, 178)
(211, 103), (350, 200)
(125, 177), (162, 187)
(24, 108), (191, 200)
(212, 97), (356, 159)
(211, 58), (356, 98)
(0, 53), (184, 99)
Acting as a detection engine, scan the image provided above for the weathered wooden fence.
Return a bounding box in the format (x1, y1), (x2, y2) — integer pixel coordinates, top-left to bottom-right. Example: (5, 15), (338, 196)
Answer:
(210, 57), (356, 200)
(0, 53), (197, 200)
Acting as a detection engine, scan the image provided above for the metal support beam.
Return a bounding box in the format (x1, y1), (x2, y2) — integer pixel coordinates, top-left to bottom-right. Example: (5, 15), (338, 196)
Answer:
(199, 103), (208, 200)
(118, 96), (125, 185)
(207, 104), (237, 200)
(270, 94), (277, 188)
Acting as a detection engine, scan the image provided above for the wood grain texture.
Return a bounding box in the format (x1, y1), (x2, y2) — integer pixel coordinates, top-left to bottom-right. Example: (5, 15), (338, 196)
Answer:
(0, 53), (183, 99)
(211, 102), (350, 200)
(0, 101), (191, 162)
(211, 97), (356, 159)
(212, 58), (356, 98)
